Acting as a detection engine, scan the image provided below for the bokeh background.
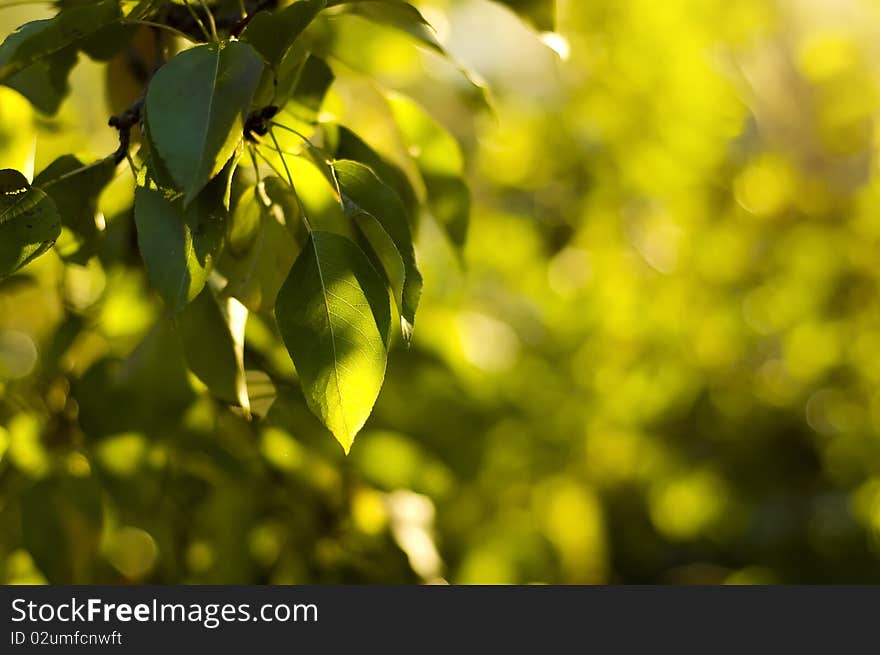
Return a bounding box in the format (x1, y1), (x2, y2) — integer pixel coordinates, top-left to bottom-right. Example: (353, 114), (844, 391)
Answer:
(4, 0), (880, 583)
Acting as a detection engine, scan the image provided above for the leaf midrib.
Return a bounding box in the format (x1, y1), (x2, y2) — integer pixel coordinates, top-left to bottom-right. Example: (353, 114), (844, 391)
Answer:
(311, 235), (350, 440)
(190, 46), (222, 200)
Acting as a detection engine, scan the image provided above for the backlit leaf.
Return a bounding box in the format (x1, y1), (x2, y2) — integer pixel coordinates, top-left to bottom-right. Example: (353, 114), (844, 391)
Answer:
(333, 159), (421, 339)
(325, 124), (419, 224)
(328, 0), (443, 54)
(219, 180), (304, 311)
(275, 231), (391, 452)
(388, 93), (470, 252)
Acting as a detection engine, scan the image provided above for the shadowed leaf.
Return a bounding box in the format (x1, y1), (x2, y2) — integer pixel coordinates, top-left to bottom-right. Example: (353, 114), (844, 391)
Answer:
(145, 41), (263, 205)
(0, 168), (61, 277)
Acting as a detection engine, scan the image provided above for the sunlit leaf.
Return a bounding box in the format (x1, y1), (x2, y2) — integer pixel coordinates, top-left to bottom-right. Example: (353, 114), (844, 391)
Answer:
(133, 184), (226, 311)
(0, 168), (61, 277)
(145, 41), (264, 205)
(219, 179), (304, 311)
(227, 184), (262, 255)
(325, 124), (419, 224)
(333, 159), (422, 339)
(275, 231), (391, 452)
(328, 0), (443, 54)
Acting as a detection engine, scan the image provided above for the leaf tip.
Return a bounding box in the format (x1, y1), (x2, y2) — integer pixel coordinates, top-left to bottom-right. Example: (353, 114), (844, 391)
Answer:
(337, 433), (354, 456)
(400, 317), (414, 346)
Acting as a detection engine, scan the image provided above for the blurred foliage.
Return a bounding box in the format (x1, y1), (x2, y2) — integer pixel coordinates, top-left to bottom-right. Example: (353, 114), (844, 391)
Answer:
(5, 0), (880, 584)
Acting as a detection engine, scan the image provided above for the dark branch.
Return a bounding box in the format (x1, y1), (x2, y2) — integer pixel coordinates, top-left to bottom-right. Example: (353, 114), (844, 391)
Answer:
(109, 98), (144, 165)
(244, 105), (280, 142)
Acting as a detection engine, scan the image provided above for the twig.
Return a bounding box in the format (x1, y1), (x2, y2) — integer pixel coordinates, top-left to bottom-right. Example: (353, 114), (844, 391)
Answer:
(108, 97), (144, 165)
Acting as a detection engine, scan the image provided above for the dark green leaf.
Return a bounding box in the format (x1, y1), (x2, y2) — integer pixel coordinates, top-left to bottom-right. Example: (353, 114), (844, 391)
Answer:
(0, 0), (121, 81)
(277, 53), (334, 121)
(133, 184), (226, 311)
(79, 21), (134, 61)
(33, 155), (116, 260)
(274, 231), (391, 453)
(21, 477), (103, 583)
(493, 0), (555, 31)
(75, 318), (195, 438)
(241, 0), (326, 68)
(333, 159), (421, 339)
(145, 41), (264, 205)
(2, 45), (77, 115)
(0, 169), (61, 277)
(177, 286), (249, 411)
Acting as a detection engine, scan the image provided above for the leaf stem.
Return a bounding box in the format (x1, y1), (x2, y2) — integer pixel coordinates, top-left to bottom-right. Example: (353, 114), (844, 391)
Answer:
(37, 157), (115, 188)
(182, 0), (212, 41)
(198, 0), (220, 42)
(125, 19), (199, 42)
(269, 121), (320, 151)
(255, 131), (313, 232)
(247, 145), (263, 188)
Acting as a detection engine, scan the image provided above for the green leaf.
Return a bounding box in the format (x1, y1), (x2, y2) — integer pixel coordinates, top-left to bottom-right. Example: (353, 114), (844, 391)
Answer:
(277, 53), (334, 121)
(0, 0), (121, 82)
(140, 111), (177, 190)
(326, 124), (418, 223)
(75, 318), (195, 438)
(1, 45), (77, 115)
(177, 286), (250, 413)
(241, 0), (326, 68)
(219, 180), (304, 311)
(275, 231), (391, 453)
(0, 169), (61, 277)
(388, 94), (470, 252)
(494, 0), (555, 31)
(264, 175), (309, 244)
(133, 184), (226, 311)
(333, 159), (421, 340)
(328, 0), (443, 54)
(33, 155), (116, 260)
(79, 21), (133, 62)
(145, 41), (264, 205)
(226, 184), (262, 255)
(21, 476), (103, 583)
